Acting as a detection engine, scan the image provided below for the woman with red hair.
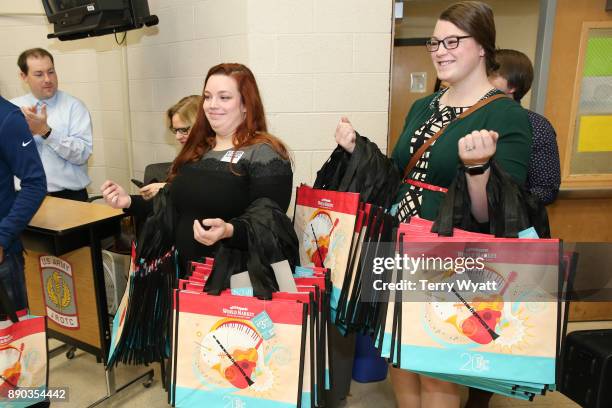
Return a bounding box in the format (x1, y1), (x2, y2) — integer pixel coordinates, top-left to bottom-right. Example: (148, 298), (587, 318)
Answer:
(101, 63), (293, 275)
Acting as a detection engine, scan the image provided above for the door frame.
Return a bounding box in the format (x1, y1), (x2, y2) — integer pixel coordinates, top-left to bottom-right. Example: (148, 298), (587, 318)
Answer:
(531, 0), (557, 114)
(388, 37), (430, 151)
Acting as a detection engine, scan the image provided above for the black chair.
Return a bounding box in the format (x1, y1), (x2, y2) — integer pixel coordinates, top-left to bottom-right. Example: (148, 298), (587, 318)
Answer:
(143, 162), (172, 185)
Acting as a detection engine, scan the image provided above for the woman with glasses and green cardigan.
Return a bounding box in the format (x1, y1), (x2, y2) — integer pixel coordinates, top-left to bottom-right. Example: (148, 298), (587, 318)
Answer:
(334, 2), (532, 407)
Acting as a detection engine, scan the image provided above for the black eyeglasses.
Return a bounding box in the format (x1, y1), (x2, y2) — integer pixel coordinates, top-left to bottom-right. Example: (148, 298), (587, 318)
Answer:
(170, 126), (191, 135)
(426, 35), (472, 52)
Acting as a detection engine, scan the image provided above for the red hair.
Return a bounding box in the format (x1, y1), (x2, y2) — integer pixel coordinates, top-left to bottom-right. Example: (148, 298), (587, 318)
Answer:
(168, 63), (290, 181)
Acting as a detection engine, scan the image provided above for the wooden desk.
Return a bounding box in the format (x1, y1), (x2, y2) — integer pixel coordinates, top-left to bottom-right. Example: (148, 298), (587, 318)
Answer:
(22, 196), (124, 359)
(28, 196), (123, 232)
(22, 197), (154, 406)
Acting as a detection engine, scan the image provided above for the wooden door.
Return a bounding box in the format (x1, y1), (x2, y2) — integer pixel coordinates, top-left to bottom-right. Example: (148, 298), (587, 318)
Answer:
(388, 44), (438, 155)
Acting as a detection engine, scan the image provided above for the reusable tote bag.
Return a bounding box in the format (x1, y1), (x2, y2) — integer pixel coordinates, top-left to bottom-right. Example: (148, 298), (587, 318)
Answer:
(0, 282), (48, 408)
(294, 185), (360, 318)
(171, 290), (307, 408)
(398, 234), (561, 385)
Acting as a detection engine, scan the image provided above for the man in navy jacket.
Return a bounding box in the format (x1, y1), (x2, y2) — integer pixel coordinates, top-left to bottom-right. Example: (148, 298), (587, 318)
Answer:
(0, 95), (46, 311)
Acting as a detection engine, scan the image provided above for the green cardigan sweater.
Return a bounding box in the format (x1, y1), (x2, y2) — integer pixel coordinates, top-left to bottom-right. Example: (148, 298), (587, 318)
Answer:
(391, 92), (532, 221)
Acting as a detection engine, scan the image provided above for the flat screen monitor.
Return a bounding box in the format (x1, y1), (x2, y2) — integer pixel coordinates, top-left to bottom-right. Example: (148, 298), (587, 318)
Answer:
(42, 0), (158, 41)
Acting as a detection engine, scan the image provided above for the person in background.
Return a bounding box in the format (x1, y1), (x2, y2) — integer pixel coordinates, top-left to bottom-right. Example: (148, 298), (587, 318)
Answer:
(489, 48), (561, 205)
(101, 63), (293, 276)
(11, 48), (92, 202)
(139, 95), (202, 200)
(334, 2), (532, 406)
(0, 95), (46, 316)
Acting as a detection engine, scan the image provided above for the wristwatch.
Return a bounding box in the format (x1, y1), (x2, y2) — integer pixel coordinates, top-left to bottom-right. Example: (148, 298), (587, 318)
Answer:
(42, 127), (52, 139)
(463, 161), (490, 175)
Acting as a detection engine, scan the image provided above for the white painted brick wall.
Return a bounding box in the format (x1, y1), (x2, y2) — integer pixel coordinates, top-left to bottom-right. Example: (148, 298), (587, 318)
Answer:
(219, 35), (249, 63)
(194, 0), (247, 38)
(104, 139), (130, 169)
(0, 8), (127, 194)
(257, 74), (315, 113)
(314, 73), (390, 112)
(1, 0), (394, 201)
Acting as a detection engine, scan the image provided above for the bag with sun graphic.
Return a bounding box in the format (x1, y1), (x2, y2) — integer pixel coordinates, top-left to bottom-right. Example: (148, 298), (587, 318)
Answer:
(381, 217), (564, 400)
(170, 290), (308, 408)
(293, 185), (360, 322)
(0, 282), (48, 408)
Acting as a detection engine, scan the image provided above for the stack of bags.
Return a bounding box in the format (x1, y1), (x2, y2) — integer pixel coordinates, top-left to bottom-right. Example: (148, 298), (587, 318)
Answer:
(375, 217), (573, 401)
(293, 184), (396, 335)
(168, 257), (332, 408)
(294, 183), (573, 401)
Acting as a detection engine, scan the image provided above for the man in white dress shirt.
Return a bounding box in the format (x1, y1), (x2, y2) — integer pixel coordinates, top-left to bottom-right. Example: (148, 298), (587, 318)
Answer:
(11, 48), (93, 202)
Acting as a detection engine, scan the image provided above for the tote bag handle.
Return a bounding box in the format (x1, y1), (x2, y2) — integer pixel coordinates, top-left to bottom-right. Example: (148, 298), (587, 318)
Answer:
(0, 279), (19, 323)
(402, 93), (509, 179)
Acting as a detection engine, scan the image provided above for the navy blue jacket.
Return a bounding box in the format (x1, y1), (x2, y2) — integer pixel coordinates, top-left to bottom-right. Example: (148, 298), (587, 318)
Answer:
(0, 96), (46, 254)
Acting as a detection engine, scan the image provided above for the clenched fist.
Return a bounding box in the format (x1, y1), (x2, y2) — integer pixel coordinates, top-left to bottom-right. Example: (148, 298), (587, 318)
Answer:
(458, 130), (499, 166)
(335, 116), (356, 154)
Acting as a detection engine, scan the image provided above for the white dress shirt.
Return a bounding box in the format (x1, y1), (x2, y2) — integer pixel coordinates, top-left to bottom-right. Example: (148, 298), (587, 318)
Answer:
(11, 90), (92, 192)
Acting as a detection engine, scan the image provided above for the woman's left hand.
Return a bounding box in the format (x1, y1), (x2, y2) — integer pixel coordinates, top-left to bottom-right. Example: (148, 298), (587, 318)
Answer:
(140, 182), (166, 200)
(193, 218), (234, 246)
(458, 130), (499, 166)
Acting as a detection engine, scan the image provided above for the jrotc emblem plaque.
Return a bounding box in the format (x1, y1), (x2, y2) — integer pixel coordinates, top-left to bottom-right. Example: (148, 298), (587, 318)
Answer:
(40, 255), (80, 329)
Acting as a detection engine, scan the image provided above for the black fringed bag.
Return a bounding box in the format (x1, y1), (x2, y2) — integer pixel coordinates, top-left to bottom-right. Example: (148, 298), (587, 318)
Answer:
(432, 160), (551, 238)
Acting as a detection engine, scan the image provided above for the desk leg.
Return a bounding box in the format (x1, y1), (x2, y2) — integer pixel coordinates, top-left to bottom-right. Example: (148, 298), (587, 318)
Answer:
(87, 366), (154, 408)
(105, 365), (117, 395)
(88, 228), (111, 362)
(48, 343), (70, 359)
(48, 343), (77, 360)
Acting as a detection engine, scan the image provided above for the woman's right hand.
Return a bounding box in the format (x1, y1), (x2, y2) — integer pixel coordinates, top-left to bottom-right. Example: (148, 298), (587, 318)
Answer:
(335, 116), (356, 154)
(100, 180), (131, 209)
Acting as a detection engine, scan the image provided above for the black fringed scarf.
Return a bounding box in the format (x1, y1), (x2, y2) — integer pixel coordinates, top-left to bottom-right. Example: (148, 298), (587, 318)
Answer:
(431, 160), (551, 238)
(314, 133), (402, 209)
(204, 198), (299, 300)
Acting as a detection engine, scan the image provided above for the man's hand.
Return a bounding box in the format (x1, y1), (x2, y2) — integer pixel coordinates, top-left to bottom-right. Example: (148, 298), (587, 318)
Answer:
(0, 246), (4, 264)
(21, 104), (50, 136)
(193, 218), (234, 246)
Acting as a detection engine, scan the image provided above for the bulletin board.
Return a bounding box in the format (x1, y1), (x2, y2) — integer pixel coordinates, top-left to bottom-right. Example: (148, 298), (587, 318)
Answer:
(563, 22), (612, 188)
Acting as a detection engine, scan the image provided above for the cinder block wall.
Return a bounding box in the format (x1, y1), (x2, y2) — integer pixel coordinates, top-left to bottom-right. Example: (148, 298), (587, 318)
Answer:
(0, 0), (394, 202)
(0, 4), (126, 192)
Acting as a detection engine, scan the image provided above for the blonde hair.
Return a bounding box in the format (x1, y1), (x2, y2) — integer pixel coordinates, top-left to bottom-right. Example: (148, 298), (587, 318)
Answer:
(166, 95), (201, 129)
